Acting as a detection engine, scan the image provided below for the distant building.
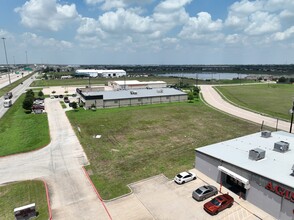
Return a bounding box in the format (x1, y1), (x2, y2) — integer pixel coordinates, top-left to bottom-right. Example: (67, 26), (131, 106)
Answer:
(74, 69), (126, 78)
(76, 87), (187, 109)
(108, 80), (167, 90)
(195, 131), (294, 220)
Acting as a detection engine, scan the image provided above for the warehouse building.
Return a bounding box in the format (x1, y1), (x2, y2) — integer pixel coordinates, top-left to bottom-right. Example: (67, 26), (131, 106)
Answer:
(108, 80), (167, 90)
(75, 69), (126, 78)
(76, 87), (187, 109)
(195, 131), (294, 220)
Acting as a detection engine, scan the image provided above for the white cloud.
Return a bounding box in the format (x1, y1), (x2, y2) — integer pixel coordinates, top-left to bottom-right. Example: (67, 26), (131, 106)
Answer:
(179, 12), (223, 41)
(21, 32), (72, 49)
(155, 0), (192, 12)
(15, 0), (79, 31)
(84, 0), (154, 10)
(244, 11), (281, 35)
(271, 26), (294, 41)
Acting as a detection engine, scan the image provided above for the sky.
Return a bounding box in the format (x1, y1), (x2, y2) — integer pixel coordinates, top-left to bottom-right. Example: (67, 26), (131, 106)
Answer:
(0, 0), (294, 65)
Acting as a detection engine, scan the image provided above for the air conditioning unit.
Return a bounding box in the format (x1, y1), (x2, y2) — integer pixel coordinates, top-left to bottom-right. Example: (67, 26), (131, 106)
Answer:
(249, 148), (266, 161)
(291, 164), (294, 176)
(157, 89), (163, 93)
(130, 90), (137, 95)
(261, 130), (271, 138)
(273, 141), (289, 153)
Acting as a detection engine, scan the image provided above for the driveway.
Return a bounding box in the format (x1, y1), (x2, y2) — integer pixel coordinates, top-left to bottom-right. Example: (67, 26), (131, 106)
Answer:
(0, 99), (111, 219)
(106, 172), (273, 220)
(200, 85), (290, 132)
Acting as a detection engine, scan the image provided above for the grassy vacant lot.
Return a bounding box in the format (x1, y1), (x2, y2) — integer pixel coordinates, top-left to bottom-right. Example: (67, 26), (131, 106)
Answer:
(0, 181), (49, 220)
(0, 73), (33, 97)
(67, 102), (261, 199)
(0, 94), (50, 156)
(31, 75), (256, 87)
(216, 84), (294, 120)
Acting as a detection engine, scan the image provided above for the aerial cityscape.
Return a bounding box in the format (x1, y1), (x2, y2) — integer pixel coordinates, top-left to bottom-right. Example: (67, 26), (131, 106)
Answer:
(0, 0), (294, 220)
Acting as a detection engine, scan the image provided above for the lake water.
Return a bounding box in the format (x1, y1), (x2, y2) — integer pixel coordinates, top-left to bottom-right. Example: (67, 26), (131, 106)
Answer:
(158, 73), (248, 80)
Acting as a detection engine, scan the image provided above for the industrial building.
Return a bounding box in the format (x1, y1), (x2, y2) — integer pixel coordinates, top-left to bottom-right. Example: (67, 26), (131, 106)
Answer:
(76, 87), (187, 109)
(195, 131), (294, 220)
(108, 80), (167, 90)
(74, 69), (126, 78)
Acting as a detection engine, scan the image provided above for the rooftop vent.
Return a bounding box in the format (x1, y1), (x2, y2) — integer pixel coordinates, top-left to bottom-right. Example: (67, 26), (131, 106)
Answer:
(261, 130), (271, 138)
(130, 90), (137, 95)
(291, 165), (294, 177)
(273, 141), (289, 153)
(157, 89), (163, 93)
(249, 148), (266, 161)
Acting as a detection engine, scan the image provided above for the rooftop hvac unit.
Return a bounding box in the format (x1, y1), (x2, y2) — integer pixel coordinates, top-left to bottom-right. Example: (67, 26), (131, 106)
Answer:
(273, 141), (289, 153)
(291, 165), (294, 176)
(157, 89), (163, 93)
(261, 130), (271, 138)
(249, 148), (266, 161)
(130, 90), (137, 95)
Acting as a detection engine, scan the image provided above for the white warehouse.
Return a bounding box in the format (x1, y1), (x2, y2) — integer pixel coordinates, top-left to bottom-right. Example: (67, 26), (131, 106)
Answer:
(75, 69), (126, 78)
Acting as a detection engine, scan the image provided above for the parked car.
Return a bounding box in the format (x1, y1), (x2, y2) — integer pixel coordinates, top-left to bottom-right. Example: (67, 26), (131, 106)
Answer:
(59, 94), (64, 98)
(174, 171), (196, 184)
(64, 96), (70, 103)
(203, 194), (234, 215)
(192, 185), (218, 201)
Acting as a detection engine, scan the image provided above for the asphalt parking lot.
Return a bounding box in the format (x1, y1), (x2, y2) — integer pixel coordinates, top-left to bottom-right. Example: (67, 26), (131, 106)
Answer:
(106, 169), (274, 220)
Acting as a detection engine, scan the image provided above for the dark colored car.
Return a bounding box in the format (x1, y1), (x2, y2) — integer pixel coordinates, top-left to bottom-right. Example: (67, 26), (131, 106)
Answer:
(64, 96), (70, 103)
(203, 194), (234, 215)
(192, 185), (218, 201)
(59, 94), (64, 98)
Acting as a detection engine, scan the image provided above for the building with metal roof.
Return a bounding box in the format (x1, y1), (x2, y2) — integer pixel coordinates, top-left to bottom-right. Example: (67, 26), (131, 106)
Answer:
(108, 80), (167, 90)
(74, 69), (126, 78)
(195, 130), (294, 220)
(77, 87), (187, 109)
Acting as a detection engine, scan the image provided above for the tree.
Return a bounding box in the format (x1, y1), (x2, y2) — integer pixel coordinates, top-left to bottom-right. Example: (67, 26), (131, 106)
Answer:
(278, 77), (287, 83)
(38, 90), (44, 97)
(188, 90), (194, 102)
(71, 101), (78, 110)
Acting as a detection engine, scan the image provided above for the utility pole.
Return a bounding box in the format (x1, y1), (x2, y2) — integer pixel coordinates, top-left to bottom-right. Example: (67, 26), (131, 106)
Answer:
(290, 101), (294, 133)
(1, 37), (11, 85)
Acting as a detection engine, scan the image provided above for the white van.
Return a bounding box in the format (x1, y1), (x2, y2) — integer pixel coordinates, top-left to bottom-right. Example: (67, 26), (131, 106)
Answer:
(3, 99), (12, 107)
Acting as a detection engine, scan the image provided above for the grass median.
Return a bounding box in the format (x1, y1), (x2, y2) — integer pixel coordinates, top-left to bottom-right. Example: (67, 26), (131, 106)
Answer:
(0, 181), (49, 220)
(67, 101), (261, 199)
(216, 83), (294, 121)
(0, 94), (50, 156)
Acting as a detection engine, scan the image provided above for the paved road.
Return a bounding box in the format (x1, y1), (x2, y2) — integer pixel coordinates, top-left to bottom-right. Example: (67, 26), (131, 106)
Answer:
(0, 72), (33, 118)
(0, 99), (111, 219)
(200, 85), (290, 132)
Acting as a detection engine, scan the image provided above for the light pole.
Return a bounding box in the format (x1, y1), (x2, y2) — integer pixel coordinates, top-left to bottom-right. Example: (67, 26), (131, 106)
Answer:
(25, 50), (28, 66)
(289, 101), (294, 133)
(1, 37), (11, 85)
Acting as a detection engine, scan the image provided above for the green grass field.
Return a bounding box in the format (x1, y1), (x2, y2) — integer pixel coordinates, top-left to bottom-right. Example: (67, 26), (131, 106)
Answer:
(216, 83), (294, 120)
(0, 94), (50, 156)
(31, 75), (256, 87)
(67, 101), (262, 199)
(0, 181), (49, 220)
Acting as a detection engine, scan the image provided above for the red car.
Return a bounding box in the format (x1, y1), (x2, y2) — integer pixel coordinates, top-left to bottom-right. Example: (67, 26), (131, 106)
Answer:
(203, 194), (234, 215)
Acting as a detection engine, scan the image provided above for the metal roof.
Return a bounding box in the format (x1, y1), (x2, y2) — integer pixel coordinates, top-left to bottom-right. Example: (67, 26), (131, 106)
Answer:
(81, 88), (186, 100)
(112, 80), (166, 85)
(196, 131), (294, 189)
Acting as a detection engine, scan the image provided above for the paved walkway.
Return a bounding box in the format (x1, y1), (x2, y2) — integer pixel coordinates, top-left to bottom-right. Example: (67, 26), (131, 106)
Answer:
(200, 85), (290, 132)
(0, 99), (111, 219)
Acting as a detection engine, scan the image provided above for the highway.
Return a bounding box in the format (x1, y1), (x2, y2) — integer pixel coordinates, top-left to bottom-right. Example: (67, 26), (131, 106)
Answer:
(0, 73), (34, 118)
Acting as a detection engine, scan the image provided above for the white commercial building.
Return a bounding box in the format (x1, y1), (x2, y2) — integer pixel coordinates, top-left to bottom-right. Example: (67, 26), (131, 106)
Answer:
(75, 69), (126, 78)
(195, 131), (294, 220)
(108, 80), (167, 90)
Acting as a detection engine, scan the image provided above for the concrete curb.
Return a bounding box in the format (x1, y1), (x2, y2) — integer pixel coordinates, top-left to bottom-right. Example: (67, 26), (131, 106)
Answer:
(82, 167), (112, 220)
(42, 180), (52, 220)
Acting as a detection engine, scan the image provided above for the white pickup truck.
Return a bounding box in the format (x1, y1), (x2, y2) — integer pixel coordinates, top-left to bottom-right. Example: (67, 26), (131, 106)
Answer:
(3, 99), (12, 108)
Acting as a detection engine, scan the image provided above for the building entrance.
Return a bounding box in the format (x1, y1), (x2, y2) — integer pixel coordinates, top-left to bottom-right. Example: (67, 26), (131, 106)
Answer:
(225, 175), (246, 198)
